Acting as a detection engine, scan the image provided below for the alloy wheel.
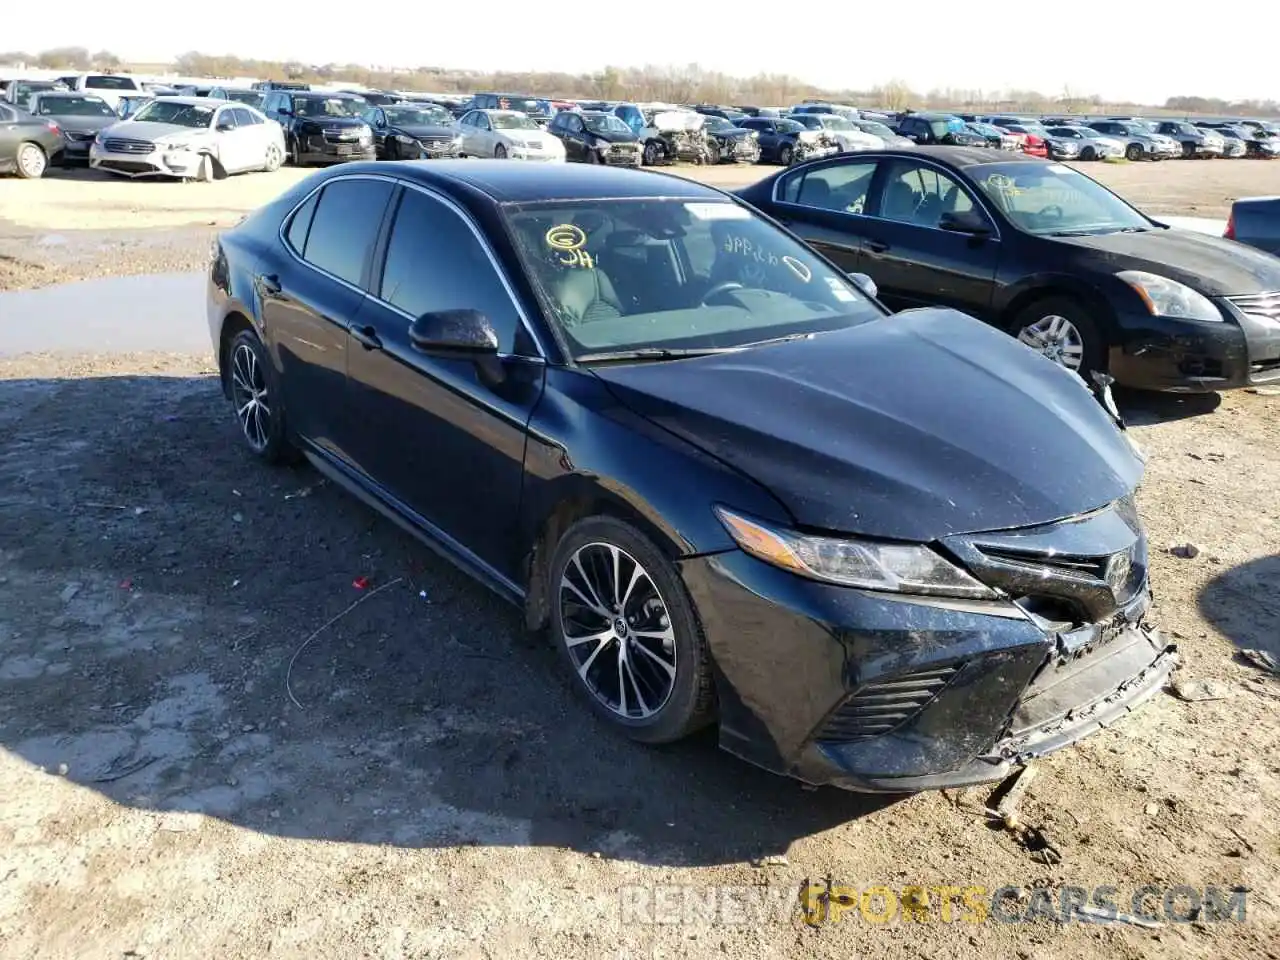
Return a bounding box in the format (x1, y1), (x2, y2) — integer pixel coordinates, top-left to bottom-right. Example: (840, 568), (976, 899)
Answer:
(1018, 314), (1085, 371)
(17, 144), (46, 179)
(558, 542), (677, 721)
(230, 342), (271, 452)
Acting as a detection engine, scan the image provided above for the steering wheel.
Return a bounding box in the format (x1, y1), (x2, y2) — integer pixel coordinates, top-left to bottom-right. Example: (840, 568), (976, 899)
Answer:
(701, 281), (745, 305)
(1037, 204), (1065, 220)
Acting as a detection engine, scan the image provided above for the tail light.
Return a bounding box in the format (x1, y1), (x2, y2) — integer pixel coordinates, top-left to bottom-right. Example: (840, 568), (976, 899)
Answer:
(1224, 212), (1235, 240)
(1026, 134), (1044, 146)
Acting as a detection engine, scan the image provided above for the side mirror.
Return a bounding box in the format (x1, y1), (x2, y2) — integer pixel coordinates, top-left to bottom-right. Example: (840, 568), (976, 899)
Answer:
(216, 121), (235, 132)
(939, 210), (992, 236)
(409, 309), (499, 356)
(847, 272), (878, 299)
(278, 107), (293, 117)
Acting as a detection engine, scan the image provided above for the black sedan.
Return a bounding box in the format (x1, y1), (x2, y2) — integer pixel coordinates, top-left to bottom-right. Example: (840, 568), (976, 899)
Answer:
(361, 102), (463, 160)
(698, 114), (761, 164)
(738, 148), (1280, 391)
(0, 102), (63, 178)
(207, 161), (1173, 793)
(26, 92), (119, 165)
(546, 110), (642, 166)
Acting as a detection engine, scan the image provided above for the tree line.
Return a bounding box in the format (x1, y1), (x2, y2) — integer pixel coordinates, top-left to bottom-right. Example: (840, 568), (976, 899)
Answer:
(2, 47), (1277, 117)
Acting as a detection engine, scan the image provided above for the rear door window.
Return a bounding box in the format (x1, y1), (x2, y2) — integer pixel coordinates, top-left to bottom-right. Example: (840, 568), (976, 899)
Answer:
(300, 178), (394, 287)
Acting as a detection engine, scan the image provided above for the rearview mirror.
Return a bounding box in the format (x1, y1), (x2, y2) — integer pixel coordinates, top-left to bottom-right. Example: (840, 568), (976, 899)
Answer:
(409, 309), (499, 356)
(847, 272), (878, 299)
(939, 210), (992, 236)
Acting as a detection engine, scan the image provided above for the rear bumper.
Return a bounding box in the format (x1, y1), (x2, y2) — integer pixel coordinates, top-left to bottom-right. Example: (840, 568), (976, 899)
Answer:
(678, 549), (1172, 794)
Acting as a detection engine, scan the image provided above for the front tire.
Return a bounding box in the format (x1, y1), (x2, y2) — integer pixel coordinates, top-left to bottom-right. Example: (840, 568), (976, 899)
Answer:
(1080, 146), (1096, 161)
(227, 329), (295, 464)
(778, 143), (794, 166)
(1010, 296), (1105, 383)
(550, 516), (716, 744)
(494, 143), (507, 159)
(642, 140), (661, 166)
(15, 143), (48, 179)
(1125, 143), (1143, 162)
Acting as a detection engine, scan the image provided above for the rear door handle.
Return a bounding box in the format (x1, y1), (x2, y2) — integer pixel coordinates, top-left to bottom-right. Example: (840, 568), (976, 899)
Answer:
(865, 239), (890, 253)
(259, 273), (281, 295)
(351, 324), (382, 351)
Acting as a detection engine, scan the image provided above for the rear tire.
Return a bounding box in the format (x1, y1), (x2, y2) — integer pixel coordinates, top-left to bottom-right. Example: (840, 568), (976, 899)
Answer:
(1009, 296), (1106, 383)
(15, 143), (47, 179)
(549, 516), (716, 744)
(263, 142), (283, 172)
(226, 329), (298, 464)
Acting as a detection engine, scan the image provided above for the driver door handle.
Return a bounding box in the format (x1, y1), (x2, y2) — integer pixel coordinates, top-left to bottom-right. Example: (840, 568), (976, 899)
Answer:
(351, 325), (382, 351)
(865, 239), (890, 253)
(259, 273), (281, 295)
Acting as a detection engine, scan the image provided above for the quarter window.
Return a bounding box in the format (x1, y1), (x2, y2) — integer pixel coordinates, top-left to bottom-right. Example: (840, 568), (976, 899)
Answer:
(878, 161), (976, 229)
(285, 192), (318, 253)
(378, 188), (521, 353)
(300, 179), (394, 286)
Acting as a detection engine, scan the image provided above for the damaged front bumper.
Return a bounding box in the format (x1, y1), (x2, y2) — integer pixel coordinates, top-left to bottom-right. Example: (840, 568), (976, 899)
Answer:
(679, 500), (1175, 794)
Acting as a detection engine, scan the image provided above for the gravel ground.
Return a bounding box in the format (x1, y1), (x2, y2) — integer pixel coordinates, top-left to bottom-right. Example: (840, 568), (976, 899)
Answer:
(1, 158), (1279, 960)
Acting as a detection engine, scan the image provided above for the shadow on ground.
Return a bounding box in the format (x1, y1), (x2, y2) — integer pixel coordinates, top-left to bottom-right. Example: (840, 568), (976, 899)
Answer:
(1198, 552), (1280, 660)
(1115, 387), (1222, 426)
(0, 373), (897, 867)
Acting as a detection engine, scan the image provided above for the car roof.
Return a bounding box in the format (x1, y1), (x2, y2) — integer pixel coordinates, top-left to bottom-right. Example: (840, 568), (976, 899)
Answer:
(349, 160), (729, 203)
(149, 96), (230, 107)
(879, 146), (1043, 168)
(476, 109), (526, 117)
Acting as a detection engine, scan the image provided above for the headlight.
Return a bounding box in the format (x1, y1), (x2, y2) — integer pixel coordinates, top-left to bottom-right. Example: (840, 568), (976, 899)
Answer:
(395, 134), (416, 145)
(714, 507), (997, 599)
(1117, 270), (1223, 322)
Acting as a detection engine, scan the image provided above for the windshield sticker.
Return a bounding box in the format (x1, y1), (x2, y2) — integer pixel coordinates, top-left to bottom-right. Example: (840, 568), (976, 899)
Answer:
(984, 173), (1022, 195)
(545, 223), (594, 268)
(686, 202), (751, 221)
(782, 256), (812, 283)
(826, 277), (857, 302)
(722, 235), (779, 264)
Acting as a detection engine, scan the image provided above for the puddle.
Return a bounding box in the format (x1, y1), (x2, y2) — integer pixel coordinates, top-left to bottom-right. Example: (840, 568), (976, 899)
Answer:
(0, 272), (208, 356)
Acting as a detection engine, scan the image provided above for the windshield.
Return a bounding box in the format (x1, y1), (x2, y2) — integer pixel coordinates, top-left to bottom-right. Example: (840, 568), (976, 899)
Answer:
(494, 97), (548, 115)
(225, 90), (265, 109)
(492, 113), (538, 130)
(855, 120), (896, 138)
(584, 114), (631, 134)
(386, 105), (451, 126)
(504, 199), (882, 359)
(35, 96), (114, 117)
(294, 96), (363, 118)
(821, 116), (854, 131)
(929, 117), (966, 137)
(131, 100), (215, 128)
(974, 163), (1152, 236)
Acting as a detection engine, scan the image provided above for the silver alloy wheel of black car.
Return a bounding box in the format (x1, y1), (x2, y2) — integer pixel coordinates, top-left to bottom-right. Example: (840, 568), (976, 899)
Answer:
(1017, 314), (1085, 371)
(230, 341), (271, 453)
(16, 143), (47, 179)
(558, 541), (677, 721)
(642, 141), (660, 165)
(779, 143), (794, 165)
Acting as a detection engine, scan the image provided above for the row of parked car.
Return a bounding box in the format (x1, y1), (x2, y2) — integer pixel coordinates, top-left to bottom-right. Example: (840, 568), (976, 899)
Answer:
(3, 73), (1279, 180)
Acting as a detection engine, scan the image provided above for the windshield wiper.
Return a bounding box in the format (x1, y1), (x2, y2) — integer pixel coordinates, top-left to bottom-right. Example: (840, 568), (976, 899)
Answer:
(576, 346), (744, 365)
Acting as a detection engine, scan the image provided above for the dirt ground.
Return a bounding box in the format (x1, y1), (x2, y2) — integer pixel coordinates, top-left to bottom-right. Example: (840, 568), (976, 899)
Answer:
(1, 157), (1279, 960)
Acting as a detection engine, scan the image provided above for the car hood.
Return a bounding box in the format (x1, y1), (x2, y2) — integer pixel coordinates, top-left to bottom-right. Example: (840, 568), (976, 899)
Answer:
(46, 114), (115, 133)
(585, 128), (640, 143)
(1052, 228), (1280, 295)
(391, 123), (459, 138)
(591, 308), (1141, 540)
(107, 121), (212, 141)
(708, 127), (752, 141)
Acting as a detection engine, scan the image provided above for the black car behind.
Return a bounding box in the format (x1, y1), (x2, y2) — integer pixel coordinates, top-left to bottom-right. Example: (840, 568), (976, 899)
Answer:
(361, 102), (463, 160)
(547, 110), (642, 166)
(25, 91), (118, 165)
(737, 148), (1280, 391)
(698, 114), (761, 164)
(261, 90), (375, 165)
(207, 161), (1173, 793)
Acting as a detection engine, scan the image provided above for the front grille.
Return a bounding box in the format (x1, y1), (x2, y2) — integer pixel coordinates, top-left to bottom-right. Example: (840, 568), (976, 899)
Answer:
(64, 131), (96, 142)
(816, 665), (962, 742)
(103, 138), (154, 155)
(524, 139), (545, 150)
(979, 548), (1108, 580)
(323, 129), (359, 143)
(1227, 291), (1280, 323)
(419, 136), (454, 150)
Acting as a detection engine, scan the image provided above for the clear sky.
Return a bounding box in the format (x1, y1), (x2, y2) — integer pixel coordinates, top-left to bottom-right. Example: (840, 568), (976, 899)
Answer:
(5, 0), (1273, 105)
